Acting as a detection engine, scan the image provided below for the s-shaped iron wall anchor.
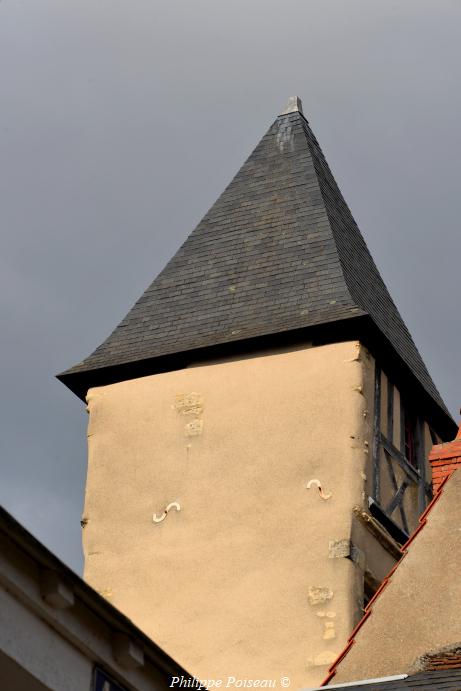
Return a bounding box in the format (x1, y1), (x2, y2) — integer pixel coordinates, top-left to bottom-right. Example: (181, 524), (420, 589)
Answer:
(306, 479), (332, 500)
(152, 502), (181, 524)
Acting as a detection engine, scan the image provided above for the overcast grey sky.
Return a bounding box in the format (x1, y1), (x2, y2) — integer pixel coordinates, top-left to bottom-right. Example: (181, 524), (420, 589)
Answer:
(1, 0), (460, 573)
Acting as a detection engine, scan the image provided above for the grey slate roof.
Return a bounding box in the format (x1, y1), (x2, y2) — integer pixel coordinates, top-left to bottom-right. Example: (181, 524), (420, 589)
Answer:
(317, 668), (461, 690)
(59, 106), (451, 425)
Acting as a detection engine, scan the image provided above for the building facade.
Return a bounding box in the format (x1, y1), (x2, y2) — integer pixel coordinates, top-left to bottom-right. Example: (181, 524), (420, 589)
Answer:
(59, 98), (456, 689)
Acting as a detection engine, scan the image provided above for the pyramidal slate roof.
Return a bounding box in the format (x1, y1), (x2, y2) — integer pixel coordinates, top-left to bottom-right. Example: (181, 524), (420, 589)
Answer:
(59, 98), (453, 431)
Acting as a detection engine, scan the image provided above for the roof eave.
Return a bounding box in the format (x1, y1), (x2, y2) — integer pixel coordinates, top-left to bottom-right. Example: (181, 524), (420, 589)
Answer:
(57, 314), (456, 440)
(57, 314), (368, 398)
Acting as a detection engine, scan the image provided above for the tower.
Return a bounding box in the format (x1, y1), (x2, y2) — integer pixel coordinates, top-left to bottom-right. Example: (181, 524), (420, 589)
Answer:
(59, 98), (456, 688)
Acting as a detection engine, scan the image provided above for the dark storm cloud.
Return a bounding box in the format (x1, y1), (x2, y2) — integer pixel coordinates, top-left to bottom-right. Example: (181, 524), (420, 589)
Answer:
(1, 0), (460, 571)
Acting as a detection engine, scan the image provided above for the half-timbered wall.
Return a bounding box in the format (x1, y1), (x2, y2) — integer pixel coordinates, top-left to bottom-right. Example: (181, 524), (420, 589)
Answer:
(370, 364), (440, 540)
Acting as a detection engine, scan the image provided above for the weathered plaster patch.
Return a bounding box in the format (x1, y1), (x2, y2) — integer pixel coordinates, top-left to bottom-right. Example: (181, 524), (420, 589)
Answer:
(323, 621), (336, 640)
(174, 392), (204, 438)
(328, 539), (365, 569)
(185, 419), (203, 437)
(308, 586), (334, 606)
(174, 393), (204, 416)
(344, 342), (361, 362)
(315, 610), (336, 618)
(307, 651), (338, 668)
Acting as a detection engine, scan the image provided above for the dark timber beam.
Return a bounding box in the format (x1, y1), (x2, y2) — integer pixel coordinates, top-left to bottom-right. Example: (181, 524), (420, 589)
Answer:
(380, 434), (420, 484)
(372, 363), (382, 502)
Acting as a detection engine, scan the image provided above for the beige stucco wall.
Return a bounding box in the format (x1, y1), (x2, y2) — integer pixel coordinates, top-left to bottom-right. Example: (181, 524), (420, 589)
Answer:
(83, 341), (373, 689)
(0, 514), (173, 691)
(332, 468), (461, 683)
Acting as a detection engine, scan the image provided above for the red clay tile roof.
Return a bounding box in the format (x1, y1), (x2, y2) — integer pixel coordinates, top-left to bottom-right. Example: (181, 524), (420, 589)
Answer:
(323, 421), (461, 686)
(321, 472), (455, 686)
(425, 653), (461, 672)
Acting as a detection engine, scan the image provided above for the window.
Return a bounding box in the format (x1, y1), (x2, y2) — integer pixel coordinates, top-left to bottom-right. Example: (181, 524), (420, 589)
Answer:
(404, 410), (417, 468)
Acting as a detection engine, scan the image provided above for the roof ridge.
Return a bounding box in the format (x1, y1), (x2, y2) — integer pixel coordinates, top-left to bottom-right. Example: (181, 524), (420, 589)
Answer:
(297, 115), (447, 416)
